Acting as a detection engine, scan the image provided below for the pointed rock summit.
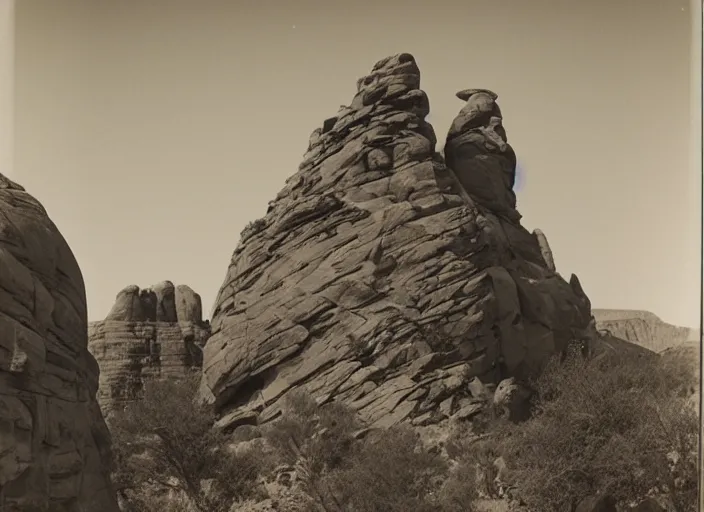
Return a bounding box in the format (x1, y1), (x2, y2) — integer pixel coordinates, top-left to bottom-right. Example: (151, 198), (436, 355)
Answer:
(201, 54), (596, 432)
(88, 281), (211, 412)
(0, 174), (118, 510)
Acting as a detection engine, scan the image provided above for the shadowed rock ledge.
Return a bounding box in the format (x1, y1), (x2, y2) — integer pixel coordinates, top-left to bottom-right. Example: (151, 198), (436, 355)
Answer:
(88, 282), (211, 412)
(0, 174), (119, 511)
(200, 53), (597, 432)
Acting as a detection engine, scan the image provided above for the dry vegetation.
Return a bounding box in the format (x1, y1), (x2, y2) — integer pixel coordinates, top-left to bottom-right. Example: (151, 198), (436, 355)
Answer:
(108, 349), (699, 512)
(108, 373), (264, 512)
(475, 351), (699, 512)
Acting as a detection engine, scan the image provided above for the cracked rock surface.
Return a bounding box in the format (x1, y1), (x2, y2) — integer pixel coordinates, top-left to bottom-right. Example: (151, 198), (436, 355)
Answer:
(88, 282), (211, 413)
(200, 53), (595, 432)
(0, 174), (119, 511)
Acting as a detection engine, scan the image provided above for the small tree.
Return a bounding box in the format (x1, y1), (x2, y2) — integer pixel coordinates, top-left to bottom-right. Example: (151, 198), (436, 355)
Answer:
(109, 373), (263, 512)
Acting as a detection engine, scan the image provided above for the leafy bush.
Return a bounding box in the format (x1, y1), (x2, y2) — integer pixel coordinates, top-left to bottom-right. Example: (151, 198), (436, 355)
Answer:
(108, 373), (263, 512)
(481, 351), (699, 512)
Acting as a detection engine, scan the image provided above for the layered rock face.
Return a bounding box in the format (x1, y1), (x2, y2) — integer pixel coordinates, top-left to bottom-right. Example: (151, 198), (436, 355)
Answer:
(201, 54), (596, 431)
(88, 282), (210, 412)
(592, 309), (699, 353)
(0, 174), (118, 511)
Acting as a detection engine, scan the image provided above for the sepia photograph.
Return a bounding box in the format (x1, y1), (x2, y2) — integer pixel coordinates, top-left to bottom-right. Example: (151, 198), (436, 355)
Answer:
(0, 0), (701, 511)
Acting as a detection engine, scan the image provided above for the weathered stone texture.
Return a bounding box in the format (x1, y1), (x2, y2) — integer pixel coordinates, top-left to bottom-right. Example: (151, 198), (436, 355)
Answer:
(88, 282), (210, 412)
(200, 54), (595, 432)
(0, 174), (118, 511)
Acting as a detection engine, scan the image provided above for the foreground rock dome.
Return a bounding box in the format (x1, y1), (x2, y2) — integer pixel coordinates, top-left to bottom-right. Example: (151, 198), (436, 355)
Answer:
(0, 174), (118, 511)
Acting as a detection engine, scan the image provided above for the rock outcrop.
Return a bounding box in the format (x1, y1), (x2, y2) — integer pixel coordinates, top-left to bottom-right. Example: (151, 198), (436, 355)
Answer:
(88, 282), (210, 412)
(0, 174), (118, 511)
(200, 53), (596, 432)
(592, 309), (699, 353)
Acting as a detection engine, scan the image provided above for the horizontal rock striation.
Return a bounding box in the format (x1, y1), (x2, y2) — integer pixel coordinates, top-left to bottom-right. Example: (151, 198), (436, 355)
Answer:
(88, 282), (210, 412)
(200, 53), (596, 432)
(592, 309), (699, 353)
(0, 174), (118, 511)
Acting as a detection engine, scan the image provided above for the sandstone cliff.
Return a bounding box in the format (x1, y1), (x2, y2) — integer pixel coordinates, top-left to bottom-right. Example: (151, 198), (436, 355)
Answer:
(0, 174), (118, 511)
(88, 282), (211, 412)
(592, 309), (699, 353)
(200, 54), (596, 432)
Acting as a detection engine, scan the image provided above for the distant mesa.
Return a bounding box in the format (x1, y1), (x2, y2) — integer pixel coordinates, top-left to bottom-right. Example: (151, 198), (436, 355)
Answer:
(592, 309), (700, 353)
(88, 281), (211, 412)
(592, 308), (699, 410)
(199, 53), (598, 433)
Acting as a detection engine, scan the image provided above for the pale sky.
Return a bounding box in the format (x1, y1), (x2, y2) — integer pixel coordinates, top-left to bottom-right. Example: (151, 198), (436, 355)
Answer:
(13, 0), (701, 327)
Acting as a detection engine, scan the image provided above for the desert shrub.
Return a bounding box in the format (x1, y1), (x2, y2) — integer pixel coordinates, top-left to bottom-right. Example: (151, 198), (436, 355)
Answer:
(491, 352), (699, 512)
(121, 489), (199, 512)
(109, 373), (264, 512)
(437, 460), (481, 512)
(438, 420), (508, 511)
(262, 392), (363, 510)
(264, 392), (362, 474)
(446, 426), (504, 498)
(660, 344), (700, 399)
(264, 392), (451, 512)
(323, 426), (449, 512)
